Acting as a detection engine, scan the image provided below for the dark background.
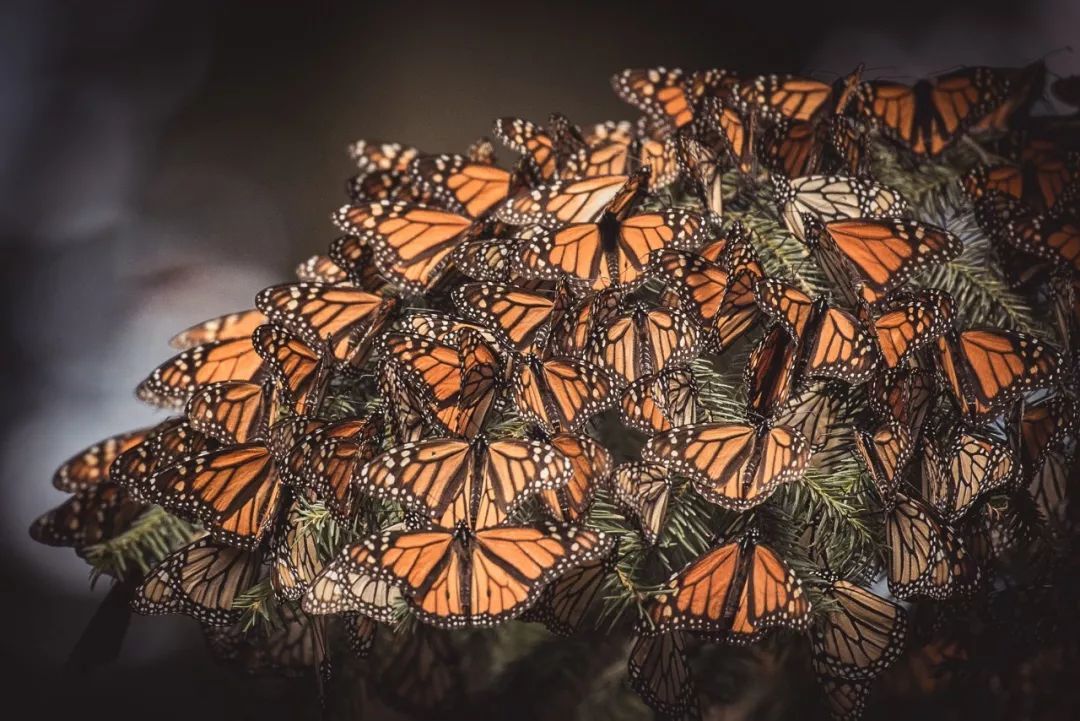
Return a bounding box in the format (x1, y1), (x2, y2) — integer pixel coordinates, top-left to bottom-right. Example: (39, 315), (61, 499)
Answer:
(1, 1), (1075, 718)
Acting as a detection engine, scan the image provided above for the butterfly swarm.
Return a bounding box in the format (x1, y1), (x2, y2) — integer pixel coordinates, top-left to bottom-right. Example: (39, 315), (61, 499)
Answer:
(32, 63), (1080, 720)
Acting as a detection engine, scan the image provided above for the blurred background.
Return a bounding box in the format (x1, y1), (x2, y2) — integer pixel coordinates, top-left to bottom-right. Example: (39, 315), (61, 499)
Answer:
(1, 0), (1075, 717)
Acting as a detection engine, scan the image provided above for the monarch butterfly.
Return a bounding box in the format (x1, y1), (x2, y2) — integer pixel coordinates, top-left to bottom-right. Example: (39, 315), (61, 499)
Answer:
(185, 380), (276, 445)
(451, 282), (562, 353)
(611, 462), (671, 545)
(285, 415), (383, 523)
(812, 576), (908, 681)
(627, 632), (699, 719)
(334, 521), (612, 628)
(867, 366), (935, 433)
(537, 433), (612, 522)
(735, 71), (859, 125)
(969, 61), (1046, 135)
(773, 175), (909, 245)
(356, 436), (573, 530)
(381, 330), (501, 439)
(611, 67), (735, 133)
(817, 219), (962, 305)
(522, 551), (616, 636)
(643, 532), (811, 642)
(448, 231), (532, 284)
(935, 327), (1063, 421)
(770, 380), (848, 455)
(1015, 397), (1075, 471)
(921, 431), (1017, 522)
(334, 200), (478, 293)
(703, 96), (757, 175)
(495, 113), (622, 183)
(619, 366), (698, 435)
(854, 66), (1016, 156)
(520, 207), (706, 291)
(252, 324), (328, 417)
(885, 491), (978, 601)
(566, 118), (635, 178)
(643, 421), (811, 511)
(676, 136), (723, 216)
(652, 245), (762, 352)
(743, 68), (863, 173)
(818, 676), (872, 721)
(493, 173), (631, 227)
(854, 419), (916, 500)
(377, 627), (464, 716)
(746, 280), (876, 419)
(493, 116), (561, 181)
(1027, 433), (1074, 525)
(963, 159), (1077, 216)
(326, 235), (394, 292)
(169, 308), (267, 351)
(219, 607), (329, 678)
(588, 304), (700, 386)
(345, 613), (377, 658)
(110, 418), (217, 501)
(52, 427), (150, 493)
(635, 119), (682, 190)
(348, 139), (419, 177)
(405, 152), (513, 219)
(858, 289), (952, 369)
(510, 353), (616, 435)
(270, 499), (326, 602)
(293, 253), (349, 284)
(30, 482), (144, 552)
(137, 337), (267, 410)
(142, 443), (284, 549)
(978, 193), (1080, 274)
(378, 357), (429, 444)
(302, 543), (404, 622)
(255, 282), (397, 368)
(132, 535), (263, 626)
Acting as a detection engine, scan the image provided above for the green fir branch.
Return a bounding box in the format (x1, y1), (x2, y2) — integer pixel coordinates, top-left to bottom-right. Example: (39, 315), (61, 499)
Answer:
(82, 506), (195, 583)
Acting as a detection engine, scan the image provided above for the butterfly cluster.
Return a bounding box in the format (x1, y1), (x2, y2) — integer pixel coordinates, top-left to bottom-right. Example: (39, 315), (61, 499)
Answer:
(32, 63), (1080, 720)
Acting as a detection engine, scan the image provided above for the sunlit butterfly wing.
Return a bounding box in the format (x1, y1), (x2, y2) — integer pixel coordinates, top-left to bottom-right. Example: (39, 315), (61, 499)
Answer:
(822, 219), (961, 305)
(144, 443), (283, 549)
(53, 428), (150, 493)
(294, 253), (349, 285)
(643, 422), (810, 512)
(612, 67), (697, 131)
(334, 200), (473, 293)
(512, 355), (615, 434)
(493, 174), (629, 227)
(407, 153), (511, 219)
(137, 338), (266, 410)
(185, 380), (274, 445)
(452, 283), (556, 353)
(169, 309), (267, 351)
